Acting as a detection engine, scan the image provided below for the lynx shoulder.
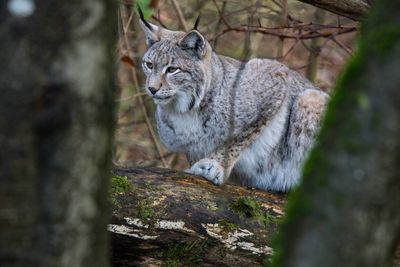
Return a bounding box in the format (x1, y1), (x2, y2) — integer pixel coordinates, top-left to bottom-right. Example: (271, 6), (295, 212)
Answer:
(139, 16), (328, 192)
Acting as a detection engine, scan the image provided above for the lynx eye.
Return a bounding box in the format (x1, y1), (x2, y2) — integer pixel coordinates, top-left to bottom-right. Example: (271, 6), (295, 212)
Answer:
(144, 62), (153, 70)
(166, 66), (179, 74)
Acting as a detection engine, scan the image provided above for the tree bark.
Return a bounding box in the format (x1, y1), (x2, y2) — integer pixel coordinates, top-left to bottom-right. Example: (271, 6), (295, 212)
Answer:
(272, 1), (400, 267)
(110, 167), (286, 266)
(296, 0), (371, 21)
(0, 1), (116, 266)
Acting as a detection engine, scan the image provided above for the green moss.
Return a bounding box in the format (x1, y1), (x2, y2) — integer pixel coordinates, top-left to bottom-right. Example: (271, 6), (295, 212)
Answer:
(111, 175), (133, 194)
(362, 0), (400, 58)
(229, 196), (260, 217)
(297, 38), (367, 184)
(153, 239), (208, 267)
(136, 200), (154, 220)
(319, 44), (365, 136)
(110, 177), (158, 220)
(367, 26), (400, 58)
(218, 218), (239, 236)
(229, 196), (279, 226)
(356, 92), (370, 110)
(110, 175), (133, 206)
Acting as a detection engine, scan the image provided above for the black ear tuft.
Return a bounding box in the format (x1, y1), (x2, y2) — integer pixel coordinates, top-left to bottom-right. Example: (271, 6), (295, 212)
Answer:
(137, 4), (152, 30)
(137, 5), (161, 47)
(193, 15), (201, 30)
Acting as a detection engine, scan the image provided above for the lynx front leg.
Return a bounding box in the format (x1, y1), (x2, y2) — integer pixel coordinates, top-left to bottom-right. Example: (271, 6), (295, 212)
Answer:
(187, 158), (225, 185)
(186, 147), (240, 185)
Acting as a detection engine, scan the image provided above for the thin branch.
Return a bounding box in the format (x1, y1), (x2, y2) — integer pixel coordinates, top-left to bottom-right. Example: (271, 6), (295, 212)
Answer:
(115, 92), (147, 102)
(151, 13), (168, 29)
(124, 8), (134, 34)
(210, 25), (356, 41)
(330, 37), (353, 55)
(170, 0), (188, 31)
(281, 0), (288, 27)
(242, 23), (353, 31)
(278, 38), (300, 61)
(212, 0), (230, 28)
(119, 4), (168, 167)
(213, 0), (227, 48)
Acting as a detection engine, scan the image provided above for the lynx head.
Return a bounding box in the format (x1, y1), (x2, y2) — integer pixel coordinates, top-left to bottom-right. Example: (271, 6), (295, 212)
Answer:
(139, 14), (212, 112)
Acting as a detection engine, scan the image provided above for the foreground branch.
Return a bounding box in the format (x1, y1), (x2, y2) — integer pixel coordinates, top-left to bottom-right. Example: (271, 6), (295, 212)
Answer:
(296, 0), (371, 21)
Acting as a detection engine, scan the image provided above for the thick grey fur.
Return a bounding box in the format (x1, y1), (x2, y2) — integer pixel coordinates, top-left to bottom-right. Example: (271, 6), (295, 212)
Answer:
(139, 20), (328, 192)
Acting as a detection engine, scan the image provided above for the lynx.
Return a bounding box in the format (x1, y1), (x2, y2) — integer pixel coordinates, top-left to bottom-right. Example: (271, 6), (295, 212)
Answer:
(138, 14), (328, 192)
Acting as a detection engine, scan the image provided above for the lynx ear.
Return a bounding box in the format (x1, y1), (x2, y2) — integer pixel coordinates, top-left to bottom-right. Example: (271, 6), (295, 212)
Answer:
(179, 30), (206, 59)
(138, 6), (159, 47)
(139, 21), (160, 47)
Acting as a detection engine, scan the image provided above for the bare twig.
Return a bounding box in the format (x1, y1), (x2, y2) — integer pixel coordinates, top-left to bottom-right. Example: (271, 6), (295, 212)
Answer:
(330, 37), (353, 55)
(170, 0), (188, 31)
(213, 0), (227, 48)
(278, 38), (300, 61)
(281, 0), (288, 27)
(151, 13), (168, 29)
(124, 8), (135, 34)
(276, 0), (288, 59)
(210, 25), (356, 41)
(115, 92), (147, 102)
(119, 4), (167, 167)
(242, 23), (351, 31)
(212, 0), (230, 28)
(117, 119), (148, 128)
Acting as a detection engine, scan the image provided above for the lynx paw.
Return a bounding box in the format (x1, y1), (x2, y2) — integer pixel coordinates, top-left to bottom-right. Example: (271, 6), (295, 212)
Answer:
(186, 159), (225, 185)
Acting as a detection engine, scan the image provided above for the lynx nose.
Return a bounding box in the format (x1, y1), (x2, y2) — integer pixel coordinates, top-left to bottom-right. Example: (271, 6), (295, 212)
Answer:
(148, 87), (158, 95)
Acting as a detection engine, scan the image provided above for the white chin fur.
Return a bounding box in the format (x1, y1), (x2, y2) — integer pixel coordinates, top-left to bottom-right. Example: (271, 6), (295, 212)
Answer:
(154, 97), (173, 105)
(172, 91), (196, 113)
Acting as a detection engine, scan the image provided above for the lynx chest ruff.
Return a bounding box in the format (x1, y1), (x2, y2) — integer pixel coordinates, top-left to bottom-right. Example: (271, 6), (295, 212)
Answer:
(156, 107), (219, 160)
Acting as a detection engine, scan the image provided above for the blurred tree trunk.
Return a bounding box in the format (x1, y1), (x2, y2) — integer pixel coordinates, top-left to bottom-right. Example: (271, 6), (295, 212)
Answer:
(0, 1), (116, 266)
(273, 1), (400, 267)
(296, 0), (370, 20)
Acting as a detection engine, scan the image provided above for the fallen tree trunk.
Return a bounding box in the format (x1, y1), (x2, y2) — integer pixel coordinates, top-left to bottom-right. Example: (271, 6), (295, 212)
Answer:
(109, 167), (286, 266)
(296, 0), (371, 21)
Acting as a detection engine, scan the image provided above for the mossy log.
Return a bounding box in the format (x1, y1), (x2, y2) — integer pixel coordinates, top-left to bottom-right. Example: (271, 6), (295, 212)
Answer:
(109, 167), (287, 266)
